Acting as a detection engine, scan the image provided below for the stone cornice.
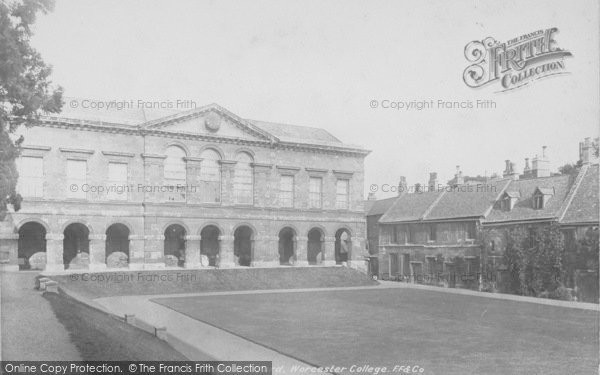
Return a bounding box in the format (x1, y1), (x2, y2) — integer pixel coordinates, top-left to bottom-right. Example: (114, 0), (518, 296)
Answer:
(141, 153), (167, 160)
(333, 169), (355, 177)
(305, 167), (328, 175)
(102, 151), (135, 158)
(276, 165), (301, 174)
(39, 116), (370, 157)
(251, 162), (273, 169)
(59, 147), (95, 155)
(22, 145), (51, 151)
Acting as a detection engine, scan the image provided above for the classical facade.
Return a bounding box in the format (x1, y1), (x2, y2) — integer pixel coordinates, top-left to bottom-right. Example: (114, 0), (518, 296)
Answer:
(0, 102), (370, 272)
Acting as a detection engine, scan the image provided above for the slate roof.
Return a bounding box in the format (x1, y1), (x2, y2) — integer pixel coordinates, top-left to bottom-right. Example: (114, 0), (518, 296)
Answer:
(560, 164), (599, 225)
(366, 196), (398, 216)
(247, 119), (348, 147)
(425, 179), (511, 220)
(379, 191), (443, 223)
(485, 174), (573, 223)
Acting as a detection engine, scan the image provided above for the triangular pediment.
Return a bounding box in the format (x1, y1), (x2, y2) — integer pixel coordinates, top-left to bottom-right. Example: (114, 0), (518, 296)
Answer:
(143, 104), (276, 142)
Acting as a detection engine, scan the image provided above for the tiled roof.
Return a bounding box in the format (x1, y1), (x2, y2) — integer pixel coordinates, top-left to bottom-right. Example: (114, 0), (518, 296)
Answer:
(560, 164), (599, 224)
(366, 196), (398, 216)
(425, 179), (511, 220)
(247, 119), (348, 147)
(378, 191), (443, 223)
(485, 174), (574, 223)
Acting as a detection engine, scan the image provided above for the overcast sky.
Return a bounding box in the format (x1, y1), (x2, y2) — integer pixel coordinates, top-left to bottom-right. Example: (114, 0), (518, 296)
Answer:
(30, 0), (599, 198)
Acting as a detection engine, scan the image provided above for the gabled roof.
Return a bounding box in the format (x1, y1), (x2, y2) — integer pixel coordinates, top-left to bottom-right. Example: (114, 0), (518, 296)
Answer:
(425, 179), (511, 221)
(504, 191), (521, 198)
(366, 196), (398, 216)
(247, 120), (347, 147)
(378, 191), (443, 223)
(485, 174), (573, 224)
(560, 164), (599, 225)
(535, 187), (555, 195)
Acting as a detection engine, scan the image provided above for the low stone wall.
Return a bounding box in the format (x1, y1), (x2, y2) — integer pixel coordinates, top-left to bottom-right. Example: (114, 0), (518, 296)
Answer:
(49, 266), (378, 299)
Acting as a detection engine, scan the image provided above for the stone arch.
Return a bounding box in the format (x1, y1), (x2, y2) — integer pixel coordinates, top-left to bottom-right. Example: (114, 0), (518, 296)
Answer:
(61, 219), (94, 235)
(232, 148), (256, 160)
(278, 226), (297, 265)
(18, 221), (47, 270)
(198, 145), (225, 160)
(200, 224), (221, 267)
(63, 222), (91, 269)
(105, 223), (130, 267)
(307, 227), (325, 265)
(335, 227), (353, 265)
(15, 218), (50, 234)
(233, 224), (254, 267)
(105, 220), (135, 236)
(231, 222), (257, 239)
(161, 220), (191, 235)
(164, 141), (190, 156)
(164, 223), (187, 267)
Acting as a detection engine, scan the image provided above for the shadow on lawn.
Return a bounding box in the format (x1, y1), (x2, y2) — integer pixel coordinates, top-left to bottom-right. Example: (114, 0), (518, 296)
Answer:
(44, 292), (189, 361)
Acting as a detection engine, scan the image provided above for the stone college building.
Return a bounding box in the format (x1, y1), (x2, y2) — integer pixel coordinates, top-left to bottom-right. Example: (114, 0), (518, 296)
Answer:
(0, 101), (370, 272)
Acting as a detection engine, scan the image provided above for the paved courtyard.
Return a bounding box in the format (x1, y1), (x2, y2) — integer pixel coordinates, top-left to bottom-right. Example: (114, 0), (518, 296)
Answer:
(153, 287), (599, 375)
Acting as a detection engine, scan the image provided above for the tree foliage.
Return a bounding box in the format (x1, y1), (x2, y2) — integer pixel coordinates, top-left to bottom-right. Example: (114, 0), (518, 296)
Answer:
(0, 0), (62, 216)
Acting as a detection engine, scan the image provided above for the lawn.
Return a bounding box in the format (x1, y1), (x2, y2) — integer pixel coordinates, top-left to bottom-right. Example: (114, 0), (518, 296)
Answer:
(154, 288), (599, 375)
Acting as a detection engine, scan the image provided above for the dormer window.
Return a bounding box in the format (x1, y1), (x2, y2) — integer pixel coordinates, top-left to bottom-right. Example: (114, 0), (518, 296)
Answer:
(532, 187), (554, 210)
(500, 191), (519, 211)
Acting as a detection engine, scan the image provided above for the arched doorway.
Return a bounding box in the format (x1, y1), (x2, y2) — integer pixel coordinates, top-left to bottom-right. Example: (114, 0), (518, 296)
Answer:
(63, 223), (90, 269)
(234, 226), (253, 266)
(18, 222), (47, 270)
(200, 225), (220, 266)
(105, 223), (130, 268)
(278, 227), (296, 265)
(164, 224), (186, 267)
(307, 228), (323, 265)
(335, 228), (352, 265)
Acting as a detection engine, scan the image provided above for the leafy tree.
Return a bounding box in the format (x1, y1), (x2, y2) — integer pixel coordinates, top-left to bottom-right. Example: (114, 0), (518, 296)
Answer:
(503, 226), (528, 295)
(557, 161), (582, 176)
(0, 0), (63, 217)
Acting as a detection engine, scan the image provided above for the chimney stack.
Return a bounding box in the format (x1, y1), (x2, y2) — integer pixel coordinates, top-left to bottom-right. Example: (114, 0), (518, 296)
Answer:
(398, 176), (407, 196)
(367, 192), (377, 200)
(428, 172), (438, 191)
(455, 166), (464, 185)
(580, 137), (592, 165)
(531, 146), (550, 177)
(503, 160), (519, 180)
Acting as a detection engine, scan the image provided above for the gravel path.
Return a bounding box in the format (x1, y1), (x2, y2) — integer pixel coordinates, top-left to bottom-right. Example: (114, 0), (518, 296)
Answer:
(1, 272), (82, 360)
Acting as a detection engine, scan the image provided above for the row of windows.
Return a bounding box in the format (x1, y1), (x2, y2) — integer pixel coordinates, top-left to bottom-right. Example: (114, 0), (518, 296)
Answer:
(17, 154), (351, 209)
(389, 223), (477, 244)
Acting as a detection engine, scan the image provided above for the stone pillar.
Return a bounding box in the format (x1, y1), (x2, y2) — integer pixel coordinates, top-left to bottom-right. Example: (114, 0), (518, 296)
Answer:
(218, 235), (235, 268)
(128, 234), (145, 270)
(144, 234), (166, 269)
(219, 161), (237, 206)
(295, 236), (308, 266)
(348, 236), (367, 272)
(322, 236), (336, 266)
(45, 233), (65, 272)
(254, 236), (279, 267)
(0, 233), (19, 271)
(184, 234), (201, 268)
(89, 234), (107, 271)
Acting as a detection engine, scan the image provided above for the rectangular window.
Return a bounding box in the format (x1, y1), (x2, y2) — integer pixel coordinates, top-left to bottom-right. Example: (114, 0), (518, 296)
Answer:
(407, 225), (415, 243)
(17, 156), (44, 198)
(279, 175), (294, 208)
(309, 177), (322, 209)
(107, 162), (128, 201)
(234, 165), (253, 204)
(391, 225), (398, 244)
(466, 222), (476, 240)
(335, 179), (349, 209)
(67, 159), (86, 199)
(429, 224), (437, 241)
